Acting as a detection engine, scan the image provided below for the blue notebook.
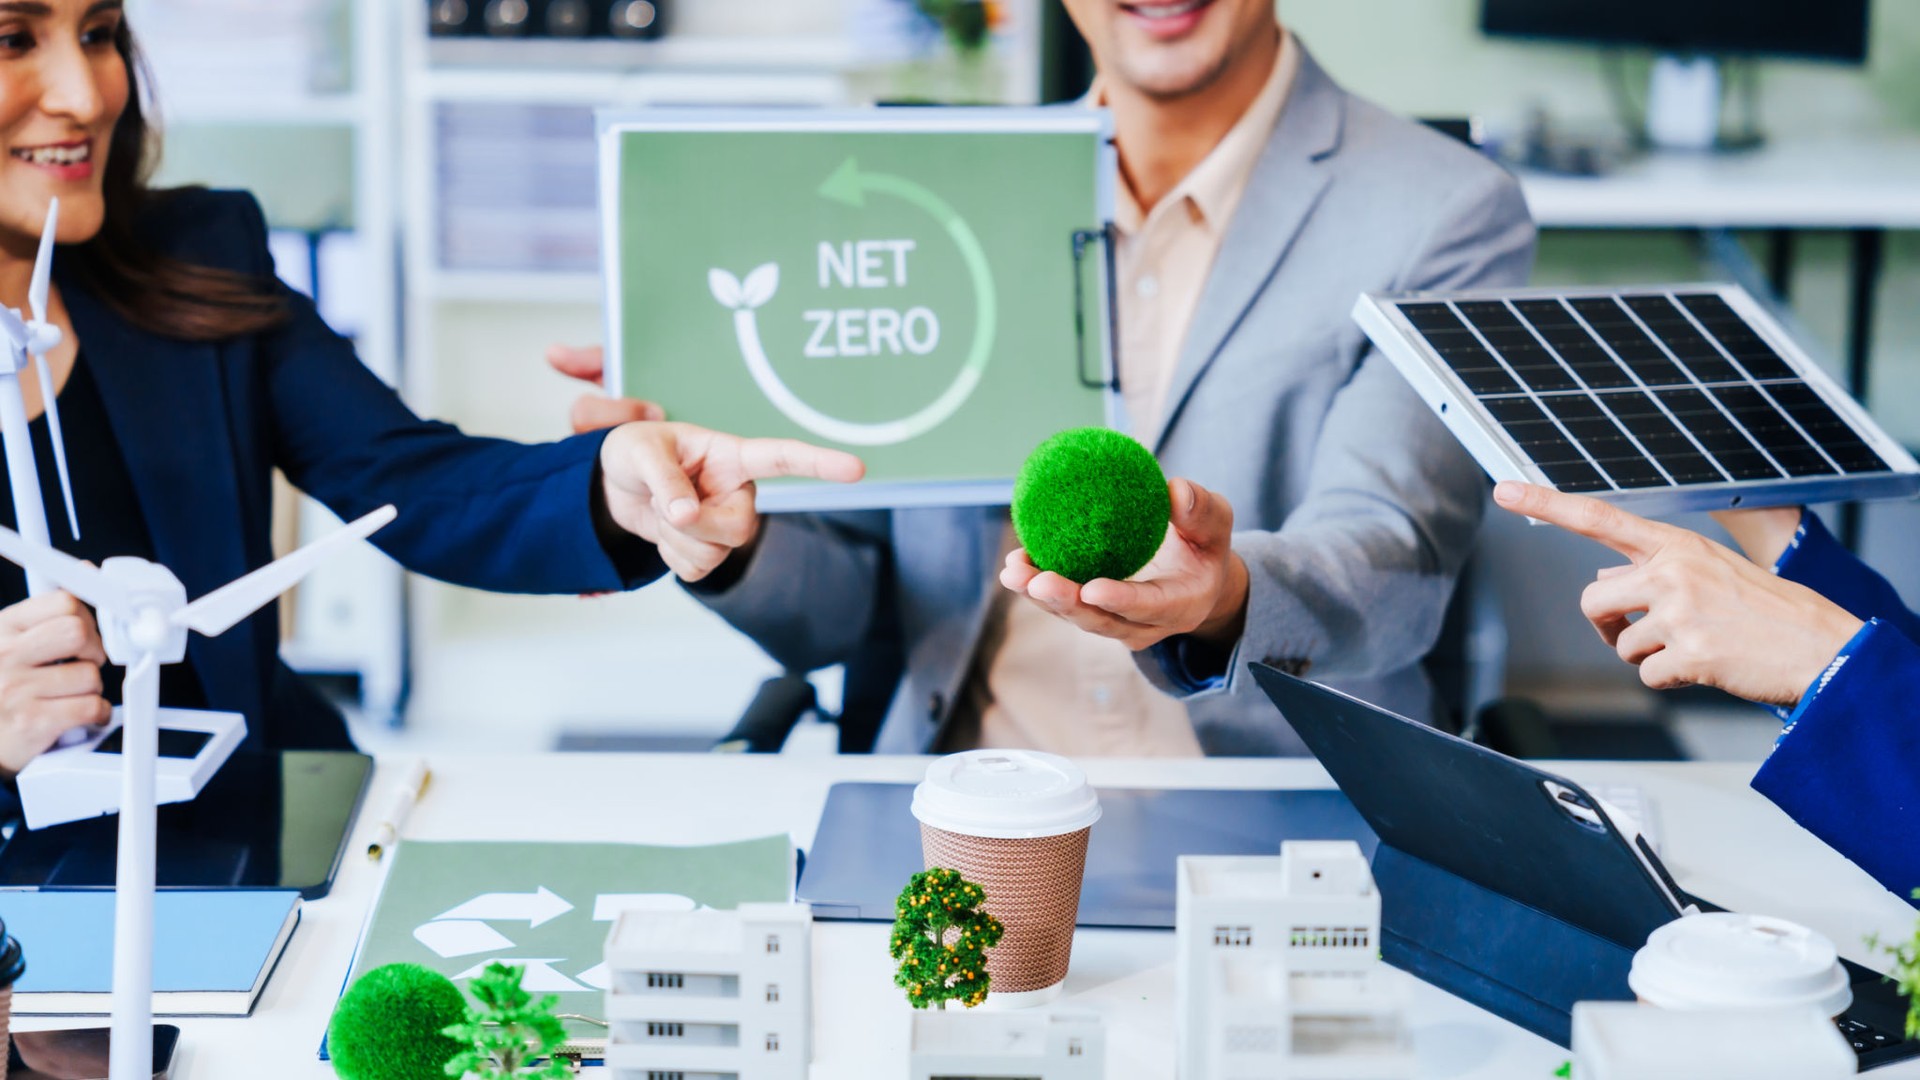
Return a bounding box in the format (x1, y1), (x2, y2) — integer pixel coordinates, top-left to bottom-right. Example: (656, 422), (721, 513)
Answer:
(0, 890), (301, 1017)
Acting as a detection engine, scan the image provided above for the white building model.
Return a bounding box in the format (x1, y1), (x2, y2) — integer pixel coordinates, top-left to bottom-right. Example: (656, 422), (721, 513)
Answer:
(1176, 841), (1412, 1080)
(909, 1009), (1104, 1080)
(603, 901), (811, 1080)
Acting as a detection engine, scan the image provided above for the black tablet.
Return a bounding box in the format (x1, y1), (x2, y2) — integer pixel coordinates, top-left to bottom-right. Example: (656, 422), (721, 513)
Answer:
(0, 750), (372, 899)
(1252, 663), (1919, 1069)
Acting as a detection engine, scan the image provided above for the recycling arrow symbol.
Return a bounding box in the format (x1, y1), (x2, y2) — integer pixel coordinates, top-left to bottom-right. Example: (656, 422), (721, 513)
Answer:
(435, 885), (573, 928)
(411, 888), (702, 993)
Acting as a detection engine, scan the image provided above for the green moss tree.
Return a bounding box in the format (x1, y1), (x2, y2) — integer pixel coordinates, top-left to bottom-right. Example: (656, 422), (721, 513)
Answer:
(889, 867), (1004, 1010)
(328, 963), (467, 1080)
(442, 962), (570, 1079)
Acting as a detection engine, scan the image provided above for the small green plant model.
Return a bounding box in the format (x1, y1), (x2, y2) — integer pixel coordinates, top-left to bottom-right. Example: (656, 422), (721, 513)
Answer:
(890, 867), (1005, 1010)
(1869, 888), (1920, 1038)
(441, 962), (572, 1079)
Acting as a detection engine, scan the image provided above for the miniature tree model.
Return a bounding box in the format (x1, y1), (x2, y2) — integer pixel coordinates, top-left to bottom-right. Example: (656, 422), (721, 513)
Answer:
(890, 868), (1005, 1010)
(1870, 888), (1920, 1037)
(328, 963), (468, 1080)
(442, 962), (572, 1079)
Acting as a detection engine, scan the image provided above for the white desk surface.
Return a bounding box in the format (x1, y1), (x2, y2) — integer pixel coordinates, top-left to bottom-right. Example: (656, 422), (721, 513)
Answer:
(26, 753), (1919, 1079)
(1517, 134), (1920, 230)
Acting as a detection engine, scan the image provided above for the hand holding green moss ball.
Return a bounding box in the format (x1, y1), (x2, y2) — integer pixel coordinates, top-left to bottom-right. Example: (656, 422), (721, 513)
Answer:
(328, 963), (468, 1080)
(1012, 427), (1171, 584)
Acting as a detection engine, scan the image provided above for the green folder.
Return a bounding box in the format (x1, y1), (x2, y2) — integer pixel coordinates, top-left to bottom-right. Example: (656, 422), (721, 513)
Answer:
(340, 835), (794, 1041)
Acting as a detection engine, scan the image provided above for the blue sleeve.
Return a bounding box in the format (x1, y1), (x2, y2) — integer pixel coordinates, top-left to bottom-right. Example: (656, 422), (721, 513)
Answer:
(234, 199), (662, 594)
(1776, 512), (1920, 643)
(1751, 617), (1920, 906)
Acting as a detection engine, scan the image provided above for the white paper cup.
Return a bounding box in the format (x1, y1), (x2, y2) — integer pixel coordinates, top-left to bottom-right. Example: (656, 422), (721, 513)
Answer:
(912, 751), (1101, 1007)
(1629, 913), (1852, 1018)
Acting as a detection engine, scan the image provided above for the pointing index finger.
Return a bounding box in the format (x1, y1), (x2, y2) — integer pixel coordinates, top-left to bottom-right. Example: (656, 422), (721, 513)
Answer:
(733, 437), (866, 485)
(1492, 481), (1673, 563)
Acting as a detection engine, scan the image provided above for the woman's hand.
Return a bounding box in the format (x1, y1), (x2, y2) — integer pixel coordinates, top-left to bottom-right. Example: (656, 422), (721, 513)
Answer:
(547, 344), (664, 433)
(0, 592), (111, 776)
(598, 422), (865, 582)
(1495, 483), (1861, 707)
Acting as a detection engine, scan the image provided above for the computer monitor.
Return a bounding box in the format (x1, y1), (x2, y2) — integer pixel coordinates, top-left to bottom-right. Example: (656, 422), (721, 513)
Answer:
(1480, 0), (1870, 64)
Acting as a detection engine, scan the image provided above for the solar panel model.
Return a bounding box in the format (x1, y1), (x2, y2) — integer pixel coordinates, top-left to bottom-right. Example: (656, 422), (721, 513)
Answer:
(1353, 285), (1920, 515)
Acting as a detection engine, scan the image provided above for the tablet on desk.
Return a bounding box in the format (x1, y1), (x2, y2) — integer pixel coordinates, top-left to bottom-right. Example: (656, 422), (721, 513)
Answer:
(0, 750), (372, 900)
(1250, 663), (1920, 1071)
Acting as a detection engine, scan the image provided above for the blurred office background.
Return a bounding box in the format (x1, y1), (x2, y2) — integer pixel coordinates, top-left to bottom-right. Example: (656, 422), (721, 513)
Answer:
(134, 0), (1920, 758)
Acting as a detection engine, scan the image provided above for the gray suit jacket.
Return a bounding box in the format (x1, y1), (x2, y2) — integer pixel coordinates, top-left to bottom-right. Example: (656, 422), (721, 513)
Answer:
(691, 46), (1537, 755)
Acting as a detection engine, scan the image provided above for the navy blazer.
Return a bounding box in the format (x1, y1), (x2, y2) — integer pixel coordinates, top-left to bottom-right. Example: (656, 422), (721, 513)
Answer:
(1751, 513), (1920, 906)
(55, 188), (662, 751)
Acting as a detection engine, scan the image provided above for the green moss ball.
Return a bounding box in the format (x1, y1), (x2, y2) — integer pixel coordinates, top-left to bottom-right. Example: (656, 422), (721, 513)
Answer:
(1012, 427), (1170, 584)
(329, 963), (468, 1080)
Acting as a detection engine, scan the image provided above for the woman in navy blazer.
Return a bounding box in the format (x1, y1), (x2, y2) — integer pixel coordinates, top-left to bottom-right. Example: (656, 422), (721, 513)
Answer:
(1494, 481), (1920, 906)
(0, 2), (859, 774)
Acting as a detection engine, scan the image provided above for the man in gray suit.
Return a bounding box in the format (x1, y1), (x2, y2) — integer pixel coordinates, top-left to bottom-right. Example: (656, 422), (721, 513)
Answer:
(551, 0), (1535, 755)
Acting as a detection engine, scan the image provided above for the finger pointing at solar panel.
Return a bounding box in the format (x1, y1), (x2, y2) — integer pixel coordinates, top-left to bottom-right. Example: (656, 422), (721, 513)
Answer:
(1492, 481), (1862, 707)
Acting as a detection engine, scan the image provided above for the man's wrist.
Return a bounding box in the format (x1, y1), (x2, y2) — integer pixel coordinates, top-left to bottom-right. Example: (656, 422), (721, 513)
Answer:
(1193, 552), (1250, 647)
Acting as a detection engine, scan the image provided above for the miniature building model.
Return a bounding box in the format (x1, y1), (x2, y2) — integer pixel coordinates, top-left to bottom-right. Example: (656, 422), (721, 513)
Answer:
(909, 1009), (1104, 1080)
(603, 901), (811, 1080)
(1176, 841), (1413, 1080)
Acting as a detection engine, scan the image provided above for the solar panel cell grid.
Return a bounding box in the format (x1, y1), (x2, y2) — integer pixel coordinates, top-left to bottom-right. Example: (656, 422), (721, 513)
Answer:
(1382, 288), (1902, 499)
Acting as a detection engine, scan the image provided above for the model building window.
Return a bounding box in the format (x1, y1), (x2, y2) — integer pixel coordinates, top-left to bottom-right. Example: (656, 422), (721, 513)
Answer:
(765, 933), (781, 954)
(1212, 925), (1253, 947)
(645, 1072), (685, 1080)
(645, 1022), (685, 1038)
(765, 983), (780, 1003)
(646, 972), (684, 989)
(765, 1032), (781, 1051)
(1068, 1037), (1085, 1057)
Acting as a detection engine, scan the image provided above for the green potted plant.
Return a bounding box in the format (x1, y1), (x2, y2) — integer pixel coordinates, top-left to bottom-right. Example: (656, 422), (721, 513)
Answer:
(889, 867), (1004, 1009)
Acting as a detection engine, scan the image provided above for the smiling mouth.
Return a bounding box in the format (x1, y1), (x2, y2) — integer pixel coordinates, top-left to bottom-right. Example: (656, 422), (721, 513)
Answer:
(1120, 0), (1213, 20)
(11, 142), (91, 167)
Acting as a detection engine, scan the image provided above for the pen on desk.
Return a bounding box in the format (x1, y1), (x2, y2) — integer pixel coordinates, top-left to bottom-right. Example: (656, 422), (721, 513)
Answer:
(367, 760), (431, 862)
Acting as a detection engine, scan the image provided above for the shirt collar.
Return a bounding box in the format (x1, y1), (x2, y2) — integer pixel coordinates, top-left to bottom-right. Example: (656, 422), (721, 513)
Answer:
(1093, 30), (1299, 235)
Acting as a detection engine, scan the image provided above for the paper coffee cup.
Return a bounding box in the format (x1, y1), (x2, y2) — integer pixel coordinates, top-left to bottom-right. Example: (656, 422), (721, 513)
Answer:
(912, 750), (1101, 1008)
(1629, 913), (1851, 1017)
(0, 915), (24, 1080)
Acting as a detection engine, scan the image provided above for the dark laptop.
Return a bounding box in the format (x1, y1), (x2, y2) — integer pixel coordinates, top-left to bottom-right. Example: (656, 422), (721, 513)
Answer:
(1251, 662), (1917, 1068)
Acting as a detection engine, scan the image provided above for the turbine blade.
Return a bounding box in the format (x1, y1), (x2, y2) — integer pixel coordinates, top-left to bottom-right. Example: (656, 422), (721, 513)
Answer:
(0, 304), (29, 352)
(174, 505), (395, 637)
(0, 522), (126, 611)
(29, 198), (56, 328)
(33, 354), (78, 540)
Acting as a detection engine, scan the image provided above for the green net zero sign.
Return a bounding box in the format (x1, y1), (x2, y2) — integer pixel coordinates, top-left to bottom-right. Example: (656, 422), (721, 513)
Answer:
(600, 110), (1116, 510)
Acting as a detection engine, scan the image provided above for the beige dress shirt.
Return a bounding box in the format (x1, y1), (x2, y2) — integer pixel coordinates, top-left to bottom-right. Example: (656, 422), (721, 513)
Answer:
(944, 34), (1300, 757)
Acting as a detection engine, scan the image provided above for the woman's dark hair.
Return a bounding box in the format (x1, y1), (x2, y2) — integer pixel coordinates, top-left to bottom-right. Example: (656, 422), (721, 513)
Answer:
(68, 19), (289, 341)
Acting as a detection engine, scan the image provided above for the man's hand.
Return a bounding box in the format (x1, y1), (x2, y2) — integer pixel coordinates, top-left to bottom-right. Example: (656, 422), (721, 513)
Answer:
(1000, 478), (1249, 652)
(548, 344), (664, 433)
(599, 422), (865, 582)
(1494, 482), (1861, 706)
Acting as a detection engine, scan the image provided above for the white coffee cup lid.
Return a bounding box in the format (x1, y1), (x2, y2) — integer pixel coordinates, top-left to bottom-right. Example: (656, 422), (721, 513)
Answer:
(911, 750), (1102, 839)
(1629, 913), (1852, 1016)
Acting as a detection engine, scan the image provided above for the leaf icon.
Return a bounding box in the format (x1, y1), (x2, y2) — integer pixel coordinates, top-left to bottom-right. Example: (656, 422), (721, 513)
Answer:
(740, 263), (780, 309)
(708, 268), (744, 309)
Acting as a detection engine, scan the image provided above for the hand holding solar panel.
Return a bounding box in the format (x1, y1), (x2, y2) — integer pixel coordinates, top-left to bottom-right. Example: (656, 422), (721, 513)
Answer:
(1353, 285), (1920, 514)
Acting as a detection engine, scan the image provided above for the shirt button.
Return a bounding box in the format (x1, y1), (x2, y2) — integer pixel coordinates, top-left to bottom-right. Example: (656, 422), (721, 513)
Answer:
(1136, 274), (1159, 299)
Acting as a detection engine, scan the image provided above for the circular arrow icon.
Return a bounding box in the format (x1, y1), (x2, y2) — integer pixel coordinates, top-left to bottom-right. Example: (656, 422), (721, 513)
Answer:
(711, 156), (997, 447)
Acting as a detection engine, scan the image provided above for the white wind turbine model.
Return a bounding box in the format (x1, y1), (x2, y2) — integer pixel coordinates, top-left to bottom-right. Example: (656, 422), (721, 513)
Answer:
(0, 503), (397, 1080)
(0, 197), (81, 593)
